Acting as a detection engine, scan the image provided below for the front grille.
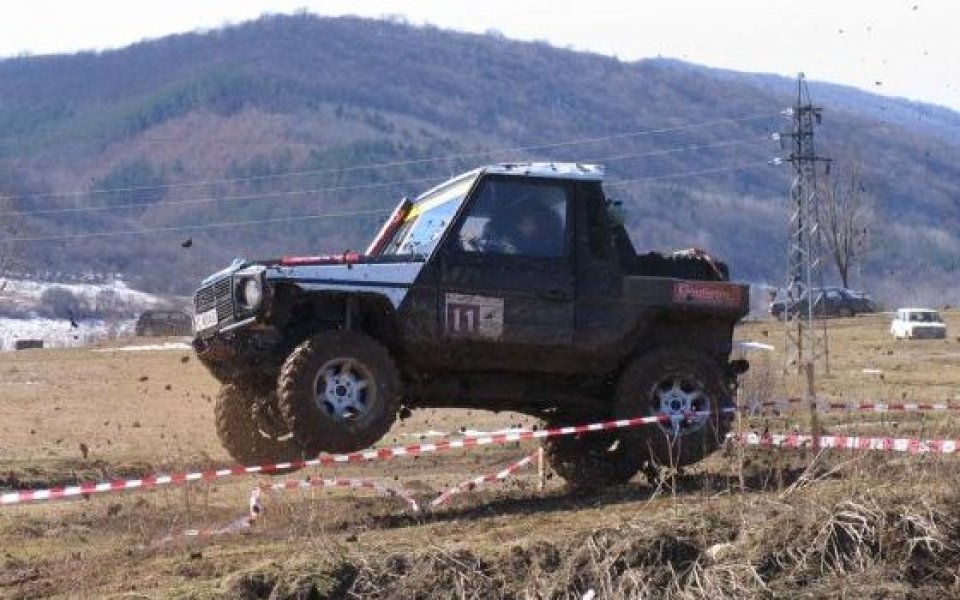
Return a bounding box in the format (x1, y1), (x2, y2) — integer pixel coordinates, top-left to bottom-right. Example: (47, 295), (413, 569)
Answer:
(194, 277), (234, 322)
(914, 327), (945, 339)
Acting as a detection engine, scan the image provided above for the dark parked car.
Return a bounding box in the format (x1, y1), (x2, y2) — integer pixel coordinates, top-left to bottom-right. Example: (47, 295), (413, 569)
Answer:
(770, 287), (876, 320)
(135, 309), (192, 336)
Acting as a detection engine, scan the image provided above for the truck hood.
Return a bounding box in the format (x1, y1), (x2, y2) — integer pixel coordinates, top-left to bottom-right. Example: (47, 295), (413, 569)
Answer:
(200, 252), (424, 308)
(199, 253), (425, 310)
(199, 258), (251, 286)
(265, 258), (425, 309)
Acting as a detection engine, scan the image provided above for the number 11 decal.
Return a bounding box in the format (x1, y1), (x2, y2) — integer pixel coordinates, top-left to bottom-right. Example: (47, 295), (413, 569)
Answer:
(444, 293), (504, 340)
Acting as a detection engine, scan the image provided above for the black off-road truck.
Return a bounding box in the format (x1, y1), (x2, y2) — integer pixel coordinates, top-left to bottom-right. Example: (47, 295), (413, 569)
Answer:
(193, 162), (749, 488)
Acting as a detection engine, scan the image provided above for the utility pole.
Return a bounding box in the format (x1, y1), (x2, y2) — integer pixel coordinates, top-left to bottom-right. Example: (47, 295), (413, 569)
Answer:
(778, 73), (830, 377)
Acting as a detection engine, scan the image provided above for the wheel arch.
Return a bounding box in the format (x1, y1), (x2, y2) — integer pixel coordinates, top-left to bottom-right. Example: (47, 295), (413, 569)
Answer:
(270, 282), (404, 356)
(623, 310), (738, 369)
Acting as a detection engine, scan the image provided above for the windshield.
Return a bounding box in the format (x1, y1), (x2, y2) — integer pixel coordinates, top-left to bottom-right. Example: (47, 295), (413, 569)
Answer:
(380, 174), (477, 257)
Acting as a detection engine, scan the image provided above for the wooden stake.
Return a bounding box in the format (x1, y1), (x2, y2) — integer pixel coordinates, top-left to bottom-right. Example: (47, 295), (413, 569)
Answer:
(736, 386), (745, 493)
(806, 361), (821, 454)
(537, 446), (545, 491)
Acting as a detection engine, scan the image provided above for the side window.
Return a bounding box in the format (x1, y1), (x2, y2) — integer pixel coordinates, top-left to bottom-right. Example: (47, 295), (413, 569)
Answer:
(456, 179), (568, 258)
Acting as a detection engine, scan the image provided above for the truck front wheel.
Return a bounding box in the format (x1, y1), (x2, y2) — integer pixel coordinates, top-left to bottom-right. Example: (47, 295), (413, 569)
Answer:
(278, 330), (400, 456)
(615, 347), (731, 468)
(215, 384), (303, 468)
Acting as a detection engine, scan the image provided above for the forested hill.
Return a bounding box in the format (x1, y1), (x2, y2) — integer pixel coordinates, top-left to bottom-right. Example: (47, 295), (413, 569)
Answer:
(0, 14), (958, 304)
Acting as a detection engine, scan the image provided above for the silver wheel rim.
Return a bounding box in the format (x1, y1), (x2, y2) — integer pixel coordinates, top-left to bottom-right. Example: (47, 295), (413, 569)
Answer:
(313, 357), (375, 422)
(651, 375), (710, 437)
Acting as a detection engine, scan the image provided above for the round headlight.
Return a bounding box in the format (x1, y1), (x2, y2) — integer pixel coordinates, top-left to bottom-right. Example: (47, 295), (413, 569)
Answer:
(239, 278), (263, 310)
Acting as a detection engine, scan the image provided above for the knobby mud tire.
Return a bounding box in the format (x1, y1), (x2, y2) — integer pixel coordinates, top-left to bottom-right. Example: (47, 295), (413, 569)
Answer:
(614, 347), (731, 469)
(214, 383), (303, 469)
(278, 330), (400, 456)
(543, 417), (641, 492)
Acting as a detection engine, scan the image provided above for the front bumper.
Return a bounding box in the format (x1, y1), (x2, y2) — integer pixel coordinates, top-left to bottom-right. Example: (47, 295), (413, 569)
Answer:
(909, 326), (947, 339)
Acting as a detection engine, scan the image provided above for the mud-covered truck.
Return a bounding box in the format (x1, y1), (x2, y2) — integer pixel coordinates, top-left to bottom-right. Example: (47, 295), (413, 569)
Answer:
(193, 162), (749, 488)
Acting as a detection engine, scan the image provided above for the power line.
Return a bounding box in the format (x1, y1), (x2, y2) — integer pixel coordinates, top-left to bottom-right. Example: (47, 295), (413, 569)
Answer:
(582, 136), (768, 166)
(3, 135), (770, 218)
(6, 208), (391, 244)
(2, 175), (445, 218)
(11, 113), (776, 202)
(604, 159), (777, 187)
(3, 158), (778, 245)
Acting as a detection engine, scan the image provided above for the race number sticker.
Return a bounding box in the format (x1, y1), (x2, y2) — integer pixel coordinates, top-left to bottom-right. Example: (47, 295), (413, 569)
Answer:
(445, 293), (504, 340)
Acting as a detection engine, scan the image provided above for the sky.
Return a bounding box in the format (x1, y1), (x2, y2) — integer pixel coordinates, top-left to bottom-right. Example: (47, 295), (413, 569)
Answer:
(1, 1), (957, 111)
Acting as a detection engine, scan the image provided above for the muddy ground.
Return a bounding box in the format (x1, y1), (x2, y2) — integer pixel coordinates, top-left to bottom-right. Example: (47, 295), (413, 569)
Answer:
(3, 312), (960, 598)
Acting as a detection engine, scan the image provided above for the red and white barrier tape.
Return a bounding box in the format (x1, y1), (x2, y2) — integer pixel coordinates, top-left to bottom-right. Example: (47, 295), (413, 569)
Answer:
(153, 515), (253, 546)
(258, 476), (420, 513)
(431, 451), (539, 508)
(733, 432), (960, 454)
(159, 456), (524, 545)
(745, 398), (960, 415)
(13, 397), (960, 508)
(153, 488), (263, 546)
(1, 411), (709, 507)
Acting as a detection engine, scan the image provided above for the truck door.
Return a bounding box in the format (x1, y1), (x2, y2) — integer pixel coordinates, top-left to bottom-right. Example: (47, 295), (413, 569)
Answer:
(435, 175), (575, 371)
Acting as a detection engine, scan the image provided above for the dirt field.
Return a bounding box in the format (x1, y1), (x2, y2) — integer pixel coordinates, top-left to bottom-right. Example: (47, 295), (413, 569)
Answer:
(3, 312), (960, 598)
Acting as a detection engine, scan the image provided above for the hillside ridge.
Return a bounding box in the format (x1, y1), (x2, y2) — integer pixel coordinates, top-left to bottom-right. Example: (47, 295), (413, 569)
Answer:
(0, 14), (957, 304)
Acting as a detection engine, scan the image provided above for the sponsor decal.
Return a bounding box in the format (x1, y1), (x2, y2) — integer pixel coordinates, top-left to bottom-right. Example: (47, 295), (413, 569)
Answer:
(672, 281), (743, 308)
(444, 293), (504, 339)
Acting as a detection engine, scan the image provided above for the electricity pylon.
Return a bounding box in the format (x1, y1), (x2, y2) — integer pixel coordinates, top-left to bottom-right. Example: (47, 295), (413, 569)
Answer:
(779, 73), (830, 375)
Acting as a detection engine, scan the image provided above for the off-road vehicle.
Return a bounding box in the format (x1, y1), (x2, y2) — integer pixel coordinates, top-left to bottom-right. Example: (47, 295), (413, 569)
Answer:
(192, 162), (749, 488)
(135, 309), (193, 336)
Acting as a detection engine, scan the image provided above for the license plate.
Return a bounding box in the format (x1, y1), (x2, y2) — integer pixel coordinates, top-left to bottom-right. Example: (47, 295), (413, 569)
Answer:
(194, 309), (219, 332)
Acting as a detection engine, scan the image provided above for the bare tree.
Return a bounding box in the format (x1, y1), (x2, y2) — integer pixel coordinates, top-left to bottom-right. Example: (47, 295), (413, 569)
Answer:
(0, 194), (22, 292)
(821, 162), (873, 289)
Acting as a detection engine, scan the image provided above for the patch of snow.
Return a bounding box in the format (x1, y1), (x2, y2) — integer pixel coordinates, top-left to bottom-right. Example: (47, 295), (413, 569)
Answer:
(0, 317), (135, 351)
(735, 341), (775, 352)
(1, 276), (167, 314)
(404, 426), (533, 439)
(92, 341), (192, 353)
(402, 430), (448, 439)
(0, 276), (188, 351)
(458, 427), (533, 437)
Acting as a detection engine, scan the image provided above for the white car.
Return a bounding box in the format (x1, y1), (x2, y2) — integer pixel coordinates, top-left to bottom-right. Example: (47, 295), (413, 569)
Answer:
(890, 308), (947, 339)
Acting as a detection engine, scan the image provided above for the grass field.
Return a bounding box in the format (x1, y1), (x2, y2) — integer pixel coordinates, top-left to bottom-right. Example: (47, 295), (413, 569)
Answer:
(2, 312), (960, 598)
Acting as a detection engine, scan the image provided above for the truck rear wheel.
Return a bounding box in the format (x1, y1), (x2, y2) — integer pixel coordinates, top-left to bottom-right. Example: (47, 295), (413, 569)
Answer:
(215, 384), (302, 468)
(278, 330), (400, 456)
(615, 347), (731, 468)
(542, 416), (641, 491)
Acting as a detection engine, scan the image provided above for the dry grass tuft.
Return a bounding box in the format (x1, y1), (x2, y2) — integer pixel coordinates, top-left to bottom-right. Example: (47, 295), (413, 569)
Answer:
(807, 498), (884, 575)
